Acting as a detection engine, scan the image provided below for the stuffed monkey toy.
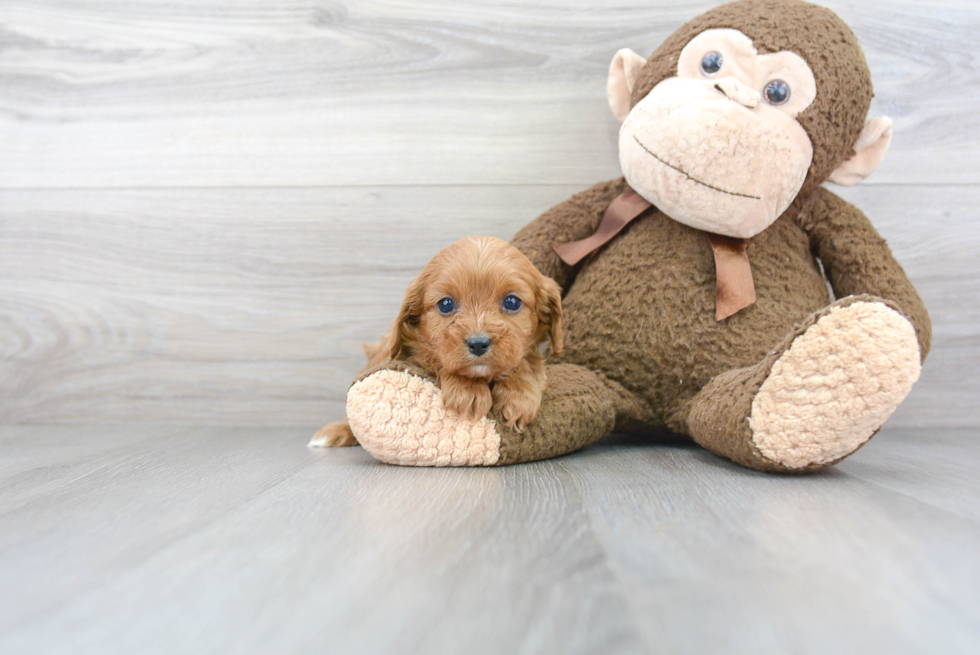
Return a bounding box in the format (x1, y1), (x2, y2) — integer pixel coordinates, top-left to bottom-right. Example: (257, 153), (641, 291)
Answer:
(340, 0), (930, 472)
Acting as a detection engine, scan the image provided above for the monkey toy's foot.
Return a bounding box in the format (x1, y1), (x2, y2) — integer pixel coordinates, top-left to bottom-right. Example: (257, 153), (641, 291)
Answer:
(690, 296), (922, 472)
(345, 361), (643, 467)
(345, 362), (504, 466)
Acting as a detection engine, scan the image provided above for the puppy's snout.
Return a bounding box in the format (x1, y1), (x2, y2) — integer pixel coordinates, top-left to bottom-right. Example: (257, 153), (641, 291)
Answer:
(465, 334), (492, 357)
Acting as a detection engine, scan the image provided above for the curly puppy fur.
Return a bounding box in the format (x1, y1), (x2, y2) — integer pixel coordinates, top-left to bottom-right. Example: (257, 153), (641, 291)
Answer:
(311, 236), (562, 447)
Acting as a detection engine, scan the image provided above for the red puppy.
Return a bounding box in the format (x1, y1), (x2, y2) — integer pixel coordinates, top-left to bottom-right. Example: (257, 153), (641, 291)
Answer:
(311, 236), (563, 447)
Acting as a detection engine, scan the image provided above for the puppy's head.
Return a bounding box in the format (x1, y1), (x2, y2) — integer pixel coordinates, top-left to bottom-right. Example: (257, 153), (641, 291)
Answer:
(391, 236), (562, 380)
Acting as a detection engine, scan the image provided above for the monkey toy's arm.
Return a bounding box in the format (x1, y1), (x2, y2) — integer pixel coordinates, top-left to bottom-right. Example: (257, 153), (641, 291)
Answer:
(800, 187), (932, 360)
(511, 178), (629, 292)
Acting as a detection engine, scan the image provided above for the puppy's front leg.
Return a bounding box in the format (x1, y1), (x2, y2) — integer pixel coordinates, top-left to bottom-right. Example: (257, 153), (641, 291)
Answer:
(440, 374), (493, 420)
(310, 421), (359, 448)
(492, 359), (546, 431)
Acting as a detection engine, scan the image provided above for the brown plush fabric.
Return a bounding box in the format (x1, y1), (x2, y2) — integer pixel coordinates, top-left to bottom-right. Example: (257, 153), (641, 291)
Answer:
(496, 0), (931, 471)
(496, 364), (653, 465)
(513, 179), (623, 290)
(514, 177), (836, 432)
(353, 359), (651, 466)
(509, 175), (928, 469)
(354, 358), (439, 386)
(686, 294), (904, 472)
(799, 187), (931, 358)
(346, 0), (930, 472)
(630, 0), (873, 198)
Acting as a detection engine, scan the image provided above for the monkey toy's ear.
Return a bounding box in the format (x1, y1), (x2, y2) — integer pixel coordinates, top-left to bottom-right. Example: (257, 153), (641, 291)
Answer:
(607, 48), (648, 123)
(827, 117), (894, 186)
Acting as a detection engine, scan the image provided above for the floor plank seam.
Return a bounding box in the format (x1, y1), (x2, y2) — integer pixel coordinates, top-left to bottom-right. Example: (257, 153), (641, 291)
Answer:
(2, 455), (320, 631)
(841, 471), (980, 527)
(554, 458), (658, 653)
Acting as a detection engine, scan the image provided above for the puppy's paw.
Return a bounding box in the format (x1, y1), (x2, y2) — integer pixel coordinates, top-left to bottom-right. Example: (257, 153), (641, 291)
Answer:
(309, 422), (359, 448)
(492, 383), (542, 432)
(441, 376), (493, 420)
(494, 397), (539, 432)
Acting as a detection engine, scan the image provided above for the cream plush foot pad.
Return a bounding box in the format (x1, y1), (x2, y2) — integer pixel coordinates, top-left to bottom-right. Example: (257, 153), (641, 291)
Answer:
(749, 301), (921, 469)
(346, 369), (502, 466)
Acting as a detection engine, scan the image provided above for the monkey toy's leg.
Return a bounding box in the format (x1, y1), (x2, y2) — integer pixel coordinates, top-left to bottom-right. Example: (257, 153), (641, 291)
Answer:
(344, 361), (650, 467)
(687, 296), (922, 473)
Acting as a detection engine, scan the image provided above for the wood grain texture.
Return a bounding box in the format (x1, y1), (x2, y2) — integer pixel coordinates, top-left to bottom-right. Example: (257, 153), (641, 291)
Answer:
(0, 185), (575, 424)
(1, 0), (979, 188)
(0, 426), (645, 655)
(1, 424), (978, 654)
(562, 428), (980, 654)
(0, 0), (974, 426)
(2, 4), (975, 652)
(1, 185), (974, 426)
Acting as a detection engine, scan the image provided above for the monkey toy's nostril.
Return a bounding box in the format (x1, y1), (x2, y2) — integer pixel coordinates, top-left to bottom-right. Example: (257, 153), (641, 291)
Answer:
(465, 334), (492, 357)
(714, 83), (726, 96)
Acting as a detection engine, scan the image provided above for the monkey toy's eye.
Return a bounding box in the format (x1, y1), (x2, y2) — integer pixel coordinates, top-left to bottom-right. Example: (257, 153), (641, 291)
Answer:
(764, 79), (791, 105)
(700, 51), (724, 76)
(437, 297), (456, 315)
(502, 295), (522, 313)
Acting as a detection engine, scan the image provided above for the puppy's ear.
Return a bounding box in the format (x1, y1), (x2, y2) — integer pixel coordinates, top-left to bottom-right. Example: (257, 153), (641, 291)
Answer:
(388, 272), (428, 360)
(536, 274), (564, 356)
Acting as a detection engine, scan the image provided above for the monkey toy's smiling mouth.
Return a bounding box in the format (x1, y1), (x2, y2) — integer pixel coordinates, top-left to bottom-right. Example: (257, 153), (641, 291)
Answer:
(614, 33), (819, 240)
(633, 136), (761, 201)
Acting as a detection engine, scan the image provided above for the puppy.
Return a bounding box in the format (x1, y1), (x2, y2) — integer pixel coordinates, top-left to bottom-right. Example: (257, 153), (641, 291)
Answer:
(310, 236), (563, 448)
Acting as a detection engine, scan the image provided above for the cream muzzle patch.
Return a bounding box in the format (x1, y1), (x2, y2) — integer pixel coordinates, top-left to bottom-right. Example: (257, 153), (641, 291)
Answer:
(619, 29), (817, 239)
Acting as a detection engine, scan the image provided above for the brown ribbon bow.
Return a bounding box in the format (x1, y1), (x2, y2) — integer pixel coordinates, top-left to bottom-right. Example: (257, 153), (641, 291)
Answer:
(552, 189), (756, 321)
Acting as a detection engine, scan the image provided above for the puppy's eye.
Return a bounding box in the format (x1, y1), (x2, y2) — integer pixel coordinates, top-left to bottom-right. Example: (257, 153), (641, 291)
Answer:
(502, 295), (522, 313)
(700, 51), (723, 76)
(437, 297), (456, 315)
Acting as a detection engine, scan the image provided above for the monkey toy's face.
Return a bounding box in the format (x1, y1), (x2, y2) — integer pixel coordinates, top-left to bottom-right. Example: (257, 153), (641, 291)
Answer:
(618, 29), (818, 239)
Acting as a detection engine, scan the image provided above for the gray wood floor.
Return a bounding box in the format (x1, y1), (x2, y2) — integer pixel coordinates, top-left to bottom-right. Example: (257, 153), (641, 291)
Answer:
(2, 3), (978, 654)
(2, 425), (978, 655)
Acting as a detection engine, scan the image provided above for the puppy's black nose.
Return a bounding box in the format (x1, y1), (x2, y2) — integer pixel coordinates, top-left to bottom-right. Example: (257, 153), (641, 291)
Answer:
(466, 334), (492, 357)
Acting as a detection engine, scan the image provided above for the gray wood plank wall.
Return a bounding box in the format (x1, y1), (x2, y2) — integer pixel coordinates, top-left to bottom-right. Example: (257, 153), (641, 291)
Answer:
(1, 0), (977, 426)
